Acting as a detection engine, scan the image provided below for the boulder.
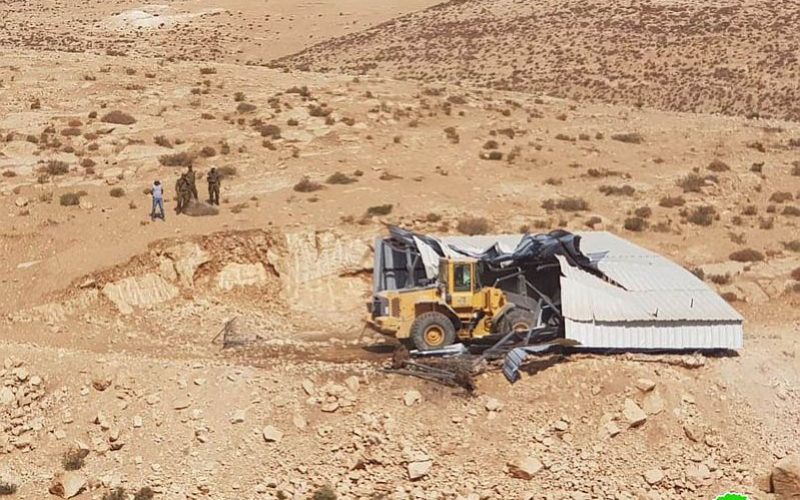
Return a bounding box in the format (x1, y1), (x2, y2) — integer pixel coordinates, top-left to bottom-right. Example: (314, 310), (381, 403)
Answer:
(644, 468), (664, 485)
(635, 378), (656, 392)
(262, 426), (283, 443)
(623, 398), (647, 427)
(216, 262), (268, 290)
(642, 391), (664, 415)
(772, 454), (800, 497)
(164, 243), (210, 288)
(507, 456), (543, 480)
(0, 387), (14, 406)
(407, 460), (432, 480)
(403, 390), (422, 407)
(49, 472), (86, 498)
(102, 273), (179, 314)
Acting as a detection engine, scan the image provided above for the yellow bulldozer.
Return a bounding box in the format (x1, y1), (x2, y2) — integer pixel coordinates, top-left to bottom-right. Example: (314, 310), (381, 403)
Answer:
(369, 256), (540, 351)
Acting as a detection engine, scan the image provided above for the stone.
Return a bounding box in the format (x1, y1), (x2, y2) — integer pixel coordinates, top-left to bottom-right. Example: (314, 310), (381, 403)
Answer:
(485, 398), (503, 412)
(102, 273), (179, 314)
(508, 456), (543, 480)
(30, 375), (42, 386)
(301, 379), (315, 395)
(344, 376), (360, 393)
(686, 463), (710, 484)
(262, 426), (283, 443)
(604, 422), (621, 438)
(0, 387), (14, 406)
(173, 397), (192, 410)
(635, 378), (656, 392)
(623, 399), (647, 427)
(79, 198), (93, 210)
(772, 454), (800, 497)
(230, 409), (246, 424)
(92, 377), (111, 391)
(404, 390), (422, 407)
(683, 424), (704, 443)
(216, 263), (269, 290)
(14, 196), (28, 207)
(292, 414), (307, 430)
(132, 416), (143, 428)
(408, 460), (432, 480)
(13, 367), (28, 381)
(644, 468), (664, 485)
(49, 472), (86, 498)
(321, 401), (339, 413)
(164, 243), (211, 288)
(642, 391), (664, 415)
(553, 419), (569, 432)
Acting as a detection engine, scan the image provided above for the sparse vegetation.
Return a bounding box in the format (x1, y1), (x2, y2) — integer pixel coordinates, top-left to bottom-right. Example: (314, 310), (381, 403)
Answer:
(707, 159), (730, 172)
(366, 204), (393, 216)
(684, 205), (716, 226)
(0, 481), (18, 495)
(293, 177), (323, 193)
(109, 187), (125, 198)
(312, 486), (337, 500)
(769, 191), (793, 203)
(634, 206), (652, 218)
(729, 248), (765, 262)
(678, 173), (715, 193)
(624, 217), (647, 232)
(159, 152), (193, 167)
(217, 166), (237, 178)
(542, 197), (589, 212)
(103, 488), (127, 500)
(781, 240), (800, 252)
(154, 135), (172, 148)
(659, 195), (685, 208)
(326, 172), (356, 185)
(133, 487), (155, 500)
(200, 146), (217, 158)
(236, 102), (257, 113)
(610, 132), (643, 144)
(42, 160), (69, 176)
(200, 67), (217, 75)
(62, 448), (87, 470)
(599, 185), (635, 196)
(101, 110), (136, 125)
(457, 217), (492, 235)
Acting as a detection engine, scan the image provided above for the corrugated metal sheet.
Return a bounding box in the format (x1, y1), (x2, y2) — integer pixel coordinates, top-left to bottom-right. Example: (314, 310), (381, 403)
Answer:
(558, 232), (743, 349)
(440, 234), (523, 254)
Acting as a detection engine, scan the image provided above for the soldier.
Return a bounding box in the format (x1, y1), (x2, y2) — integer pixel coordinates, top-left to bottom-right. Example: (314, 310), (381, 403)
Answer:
(175, 174), (191, 214)
(207, 167), (220, 205)
(186, 165), (198, 200)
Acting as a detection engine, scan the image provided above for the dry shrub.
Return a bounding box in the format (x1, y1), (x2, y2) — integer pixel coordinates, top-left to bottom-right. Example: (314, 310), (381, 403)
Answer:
(0, 481), (18, 495)
(101, 110), (136, 125)
(426, 213), (442, 222)
(103, 488), (127, 500)
(293, 177), (323, 193)
(684, 205), (716, 226)
(554, 133), (574, 142)
(154, 135), (172, 148)
(709, 273), (731, 285)
(544, 177), (562, 186)
(309, 104), (332, 117)
(133, 487), (155, 500)
(258, 124), (282, 139)
(791, 268), (800, 281)
(769, 191), (793, 203)
(599, 184), (635, 196)
(634, 206), (652, 218)
(200, 67), (217, 75)
(742, 205), (758, 216)
(326, 172), (356, 185)
(109, 187), (125, 198)
(659, 195), (685, 208)
(792, 162), (800, 176)
(457, 217), (491, 235)
(483, 140), (499, 150)
(707, 159), (730, 172)
(366, 204), (393, 216)
(2, 170), (16, 177)
(750, 162), (764, 173)
(286, 85), (310, 97)
(783, 206), (800, 217)
(624, 217), (647, 232)
(781, 240), (800, 252)
(42, 160), (69, 176)
(312, 486), (337, 500)
(480, 151), (503, 160)
(236, 102), (257, 113)
(746, 141), (765, 152)
(729, 248), (764, 262)
(61, 127), (81, 137)
(63, 448), (88, 470)
(542, 197), (589, 212)
(234, 92), (246, 102)
(759, 217), (774, 230)
(611, 132), (643, 144)
(182, 200), (219, 217)
(159, 152), (193, 167)
(200, 146), (217, 158)
(678, 173), (715, 193)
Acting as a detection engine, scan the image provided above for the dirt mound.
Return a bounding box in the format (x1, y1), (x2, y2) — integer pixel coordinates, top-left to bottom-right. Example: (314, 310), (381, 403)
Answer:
(274, 0), (800, 121)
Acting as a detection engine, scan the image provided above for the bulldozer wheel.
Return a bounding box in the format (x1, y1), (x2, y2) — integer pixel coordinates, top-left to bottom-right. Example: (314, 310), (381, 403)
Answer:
(410, 312), (456, 351)
(497, 308), (536, 334)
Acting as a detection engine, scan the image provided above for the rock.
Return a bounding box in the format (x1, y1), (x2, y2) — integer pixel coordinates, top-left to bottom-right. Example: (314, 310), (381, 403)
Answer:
(49, 472), (86, 498)
(79, 198), (93, 210)
(216, 262), (269, 290)
(553, 419), (569, 432)
(344, 376), (360, 393)
(0, 387), (14, 406)
(173, 397), (192, 410)
(683, 424), (704, 443)
(132, 416), (143, 428)
(164, 243), (211, 288)
(623, 398), (647, 427)
(101, 273), (179, 314)
(772, 454), (800, 497)
(644, 468), (664, 485)
(292, 414), (307, 430)
(404, 390), (422, 407)
(301, 379), (315, 395)
(642, 391), (664, 415)
(408, 460), (432, 480)
(320, 401), (339, 413)
(635, 378), (656, 392)
(30, 375), (42, 386)
(604, 422), (621, 438)
(14, 196), (28, 207)
(508, 456), (543, 480)
(230, 409), (246, 424)
(485, 397), (503, 412)
(13, 367), (28, 381)
(686, 463), (710, 484)
(262, 426), (283, 443)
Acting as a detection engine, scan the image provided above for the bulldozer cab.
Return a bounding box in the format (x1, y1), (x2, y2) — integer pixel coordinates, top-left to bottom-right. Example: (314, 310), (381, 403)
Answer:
(438, 258), (479, 309)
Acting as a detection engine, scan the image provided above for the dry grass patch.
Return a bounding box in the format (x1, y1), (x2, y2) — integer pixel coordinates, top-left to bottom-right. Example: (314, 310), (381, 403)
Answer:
(326, 172), (356, 185)
(624, 217), (647, 232)
(457, 217), (492, 235)
(599, 184), (635, 196)
(542, 197), (589, 212)
(683, 205), (717, 226)
(366, 204), (393, 216)
(158, 152), (193, 167)
(293, 177), (323, 193)
(707, 159), (730, 172)
(611, 132), (644, 144)
(659, 195), (685, 208)
(101, 110), (136, 125)
(729, 248), (765, 262)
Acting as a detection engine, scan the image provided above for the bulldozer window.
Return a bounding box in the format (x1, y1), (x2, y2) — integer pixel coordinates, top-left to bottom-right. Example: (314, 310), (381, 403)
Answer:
(454, 264), (472, 292)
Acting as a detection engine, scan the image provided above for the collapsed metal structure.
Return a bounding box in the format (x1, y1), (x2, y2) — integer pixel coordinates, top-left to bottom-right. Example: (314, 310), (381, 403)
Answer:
(374, 227), (744, 383)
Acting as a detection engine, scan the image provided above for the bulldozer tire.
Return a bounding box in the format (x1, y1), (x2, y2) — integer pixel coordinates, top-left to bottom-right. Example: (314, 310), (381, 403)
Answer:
(497, 307), (536, 334)
(410, 312), (456, 351)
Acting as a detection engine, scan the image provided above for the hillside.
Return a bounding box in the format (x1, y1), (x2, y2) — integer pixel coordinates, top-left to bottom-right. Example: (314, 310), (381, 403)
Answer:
(275, 0), (800, 121)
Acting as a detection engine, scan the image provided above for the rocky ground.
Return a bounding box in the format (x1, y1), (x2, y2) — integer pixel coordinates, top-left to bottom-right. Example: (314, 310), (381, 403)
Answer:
(1, 1), (799, 499)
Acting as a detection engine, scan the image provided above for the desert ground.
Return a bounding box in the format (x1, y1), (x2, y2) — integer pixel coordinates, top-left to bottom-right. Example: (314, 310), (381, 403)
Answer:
(0, 1), (799, 499)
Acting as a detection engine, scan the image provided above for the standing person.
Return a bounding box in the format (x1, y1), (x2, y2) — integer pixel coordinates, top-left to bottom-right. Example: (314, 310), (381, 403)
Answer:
(207, 167), (220, 205)
(150, 180), (165, 220)
(186, 165), (198, 201)
(175, 174), (188, 214)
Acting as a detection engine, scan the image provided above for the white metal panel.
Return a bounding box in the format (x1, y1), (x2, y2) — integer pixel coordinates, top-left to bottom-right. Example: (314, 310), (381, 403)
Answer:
(566, 319), (744, 349)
